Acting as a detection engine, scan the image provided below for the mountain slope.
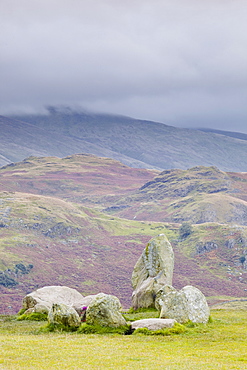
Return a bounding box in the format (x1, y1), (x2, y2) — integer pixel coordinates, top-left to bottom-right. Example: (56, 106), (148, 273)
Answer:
(1, 155), (247, 313)
(1, 109), (247, 171)
(0, 154), (157, 207)
(0, 115), (153, 169)
(1, 190), (247, 314)
(198, 128), (247, 141)
(1, 156), (247, 225)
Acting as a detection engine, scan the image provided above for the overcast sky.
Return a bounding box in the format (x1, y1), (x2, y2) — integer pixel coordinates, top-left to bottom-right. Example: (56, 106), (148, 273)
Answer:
(1, 0), (247, 133)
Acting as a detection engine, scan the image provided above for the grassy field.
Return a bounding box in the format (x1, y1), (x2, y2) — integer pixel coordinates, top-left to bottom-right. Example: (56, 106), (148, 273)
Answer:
(1, 309), (247, 369)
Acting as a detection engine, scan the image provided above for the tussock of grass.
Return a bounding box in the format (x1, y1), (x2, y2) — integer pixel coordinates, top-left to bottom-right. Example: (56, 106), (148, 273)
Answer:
(77, 323), (132, 335)
(39, 322), (78, 333)
(17, 308), (27, 316)
(17, 312), (48, 321)
(127, 307), (158, 314)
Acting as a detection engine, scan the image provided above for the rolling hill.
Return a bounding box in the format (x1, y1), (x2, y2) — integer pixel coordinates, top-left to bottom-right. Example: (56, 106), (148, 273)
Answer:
(0, 155), (247, 314)
(1, 108), (247, 171)
(106, 166), (247, 225)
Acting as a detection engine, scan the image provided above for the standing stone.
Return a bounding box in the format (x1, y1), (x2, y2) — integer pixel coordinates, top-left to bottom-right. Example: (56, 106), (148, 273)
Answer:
(48, 303), (81, 328)
(159, 285), (210, 324)
(131, 234), (174, 309)
(86, 293), (127, 328)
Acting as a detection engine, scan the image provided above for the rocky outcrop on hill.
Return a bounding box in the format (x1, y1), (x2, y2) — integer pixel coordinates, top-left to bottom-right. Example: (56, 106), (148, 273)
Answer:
(0, 263), (33, 288)
(86, 293), (127, 327)
(131, 234), (174, 309)
(196, 241), (218, 255)
(137, 166), (231, 200)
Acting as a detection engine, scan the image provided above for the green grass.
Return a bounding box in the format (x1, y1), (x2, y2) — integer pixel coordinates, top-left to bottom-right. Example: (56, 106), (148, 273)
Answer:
(17, 312), (48, 321)
(123, 307), (159, 322)
(77, 323), (132, 335)
(1, 310), (247, 369)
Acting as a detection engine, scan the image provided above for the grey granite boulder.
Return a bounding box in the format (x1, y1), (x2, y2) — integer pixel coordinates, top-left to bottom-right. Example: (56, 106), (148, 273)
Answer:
(48, 303), (81, 328)
(131, 318), (177, 331)
(159, 285), (210, 324)
(22, 285), (85, 314)
(131, 234), (174, 309)
(86, 293), (127, 327)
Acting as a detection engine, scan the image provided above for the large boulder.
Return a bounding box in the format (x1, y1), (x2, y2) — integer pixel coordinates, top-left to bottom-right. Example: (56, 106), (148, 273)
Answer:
(22, 286), (85, 314)
(86, 293), (127, 328)
(131, 318), (176, 331)
(131, 234), (174, 309)
(158, 285), (210, 324)
(48, 303), (81, 329)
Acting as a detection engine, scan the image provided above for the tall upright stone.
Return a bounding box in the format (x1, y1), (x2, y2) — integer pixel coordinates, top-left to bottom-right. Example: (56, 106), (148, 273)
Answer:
(131, 234), (174, 309)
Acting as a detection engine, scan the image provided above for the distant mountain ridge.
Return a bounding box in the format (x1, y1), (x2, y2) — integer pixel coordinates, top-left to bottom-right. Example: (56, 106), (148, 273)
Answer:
(0, 108), (247, 171)
(197, 128), (247, 141)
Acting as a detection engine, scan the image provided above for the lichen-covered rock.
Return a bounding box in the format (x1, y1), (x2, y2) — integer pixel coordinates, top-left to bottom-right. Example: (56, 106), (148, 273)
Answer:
(159, 285), (210, 324)
(131, 234), (174, 309)
(131, 318), (177, 331)
(180, 285), (210, 323)
(86, 293), (127, 328)
(48, 303), (81, 328)
(22, 285), (85, 314)
(155, 284), (177, 311)
(159, 290), (188, 323)
(132, 275), (168, 310)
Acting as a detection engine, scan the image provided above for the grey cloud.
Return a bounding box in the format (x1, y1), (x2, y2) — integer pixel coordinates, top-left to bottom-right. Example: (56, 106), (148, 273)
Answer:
(0, 0), (247, 133)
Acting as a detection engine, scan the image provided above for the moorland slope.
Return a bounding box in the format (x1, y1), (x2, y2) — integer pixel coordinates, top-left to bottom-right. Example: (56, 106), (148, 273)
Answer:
(0, 155), (247, 313)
